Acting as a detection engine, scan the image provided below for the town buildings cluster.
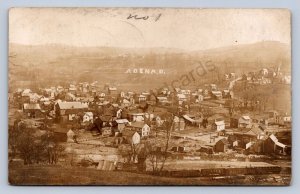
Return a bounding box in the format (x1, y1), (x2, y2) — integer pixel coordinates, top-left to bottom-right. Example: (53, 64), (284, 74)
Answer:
(9, 67), (291, 174)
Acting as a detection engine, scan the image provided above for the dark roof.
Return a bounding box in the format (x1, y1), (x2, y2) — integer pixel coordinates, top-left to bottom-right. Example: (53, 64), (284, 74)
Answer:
(122, 129), (138, 138)
(232, 127), (263, 136)
(100, 115), (112, 122)
(250, 126), (264, 135)
(216, 138), (229, 145)
(129, 122), (146, 129)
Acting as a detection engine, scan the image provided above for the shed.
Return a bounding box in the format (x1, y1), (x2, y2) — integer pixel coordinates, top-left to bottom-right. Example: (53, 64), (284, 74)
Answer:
(214, 138), (229, 153)
(23, 103), (43, 118)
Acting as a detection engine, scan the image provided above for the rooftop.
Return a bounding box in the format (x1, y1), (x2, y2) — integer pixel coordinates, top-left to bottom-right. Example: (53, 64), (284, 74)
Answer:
(57, 101), (88, 109)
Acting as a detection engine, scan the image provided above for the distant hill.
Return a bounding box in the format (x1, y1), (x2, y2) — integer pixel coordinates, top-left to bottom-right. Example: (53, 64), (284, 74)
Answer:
(191, 41), (290, 72)
(9, 41), (291, 91)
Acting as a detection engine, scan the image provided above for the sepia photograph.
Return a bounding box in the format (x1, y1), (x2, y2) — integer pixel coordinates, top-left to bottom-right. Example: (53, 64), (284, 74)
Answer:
(8, 8), (291, 185)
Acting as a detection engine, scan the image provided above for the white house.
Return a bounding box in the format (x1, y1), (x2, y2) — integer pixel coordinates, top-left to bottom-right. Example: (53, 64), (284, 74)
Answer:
(177, 93), (187, 102)
(238, 116), (252, 128)
(21, 89), (32, 97)
(261, 68), (269, 76)
(122, 130), (141, 145)
(83, 112), (93, 123)
(128, 113), (145, 122)
(197, 94), (204, 102)
(122, 99), (131, 107)
(141, 124), (151, 137)
(129, 122), (151, 138)
(213, 120), (225, 131)
(138, 95), (147, 103)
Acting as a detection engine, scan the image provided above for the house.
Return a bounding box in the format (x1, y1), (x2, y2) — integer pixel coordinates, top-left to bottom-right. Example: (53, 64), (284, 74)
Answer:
(245, 140), (267, 154)
(121, 99), (131, 107)
(144, 113), (155, 122)
(68, 85), (77, 94)
(102, 127), (112, 137)
(127, 113), (144, 122)
(228, 127), (265, 149)
(263, 134), (287, 155)
(238, 116), (252, 128)
(214, 138), (229, 153)
(83, 112), (93, 123)
(211, 91), (222, 99)
(157, 96), (168, 103)
(261, 68), (269, 76)
(115, 119), (129, 132)
(120, 91), (126, 98)
(177, 93), (187, 102)
(265, 110), (279, 124)
(197, 94), (204, 102)
(55, 101), (88, 123)
(108, 87), (117, 96)
(173, 116), (185, 131)
(277, 114), (291, 126)
(57, 86), (64, 93)
(212, 119), (225, 131)
(138, 95), (147, 103)
(161, 88), (169, 95)
(23, 103), (43, 118)
(210, 84), (217, 91)
(29, 93), (41, 103)
(21, 89), (32, 97)
(122, 130), (141, 145)
(128, 122), (151, 138)
(141, 124), (151, 137)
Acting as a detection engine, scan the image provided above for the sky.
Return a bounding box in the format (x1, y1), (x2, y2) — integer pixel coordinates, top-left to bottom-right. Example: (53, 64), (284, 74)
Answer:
(9, 8), (291, 51)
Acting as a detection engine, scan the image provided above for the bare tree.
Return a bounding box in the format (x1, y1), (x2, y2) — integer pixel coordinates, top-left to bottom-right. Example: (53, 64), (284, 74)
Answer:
(145, 116), (172, 175)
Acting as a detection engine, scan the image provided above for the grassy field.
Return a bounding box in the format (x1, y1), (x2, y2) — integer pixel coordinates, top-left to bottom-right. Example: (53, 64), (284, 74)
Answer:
(9, 165), (290, 186)
(9, 165), (213, 185)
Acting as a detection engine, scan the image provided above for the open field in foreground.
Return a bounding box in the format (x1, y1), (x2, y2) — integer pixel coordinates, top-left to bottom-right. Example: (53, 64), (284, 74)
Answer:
(9, 165), (290, 186)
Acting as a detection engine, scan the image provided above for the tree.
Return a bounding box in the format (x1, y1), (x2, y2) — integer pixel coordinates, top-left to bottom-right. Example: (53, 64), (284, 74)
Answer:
(145, 116), (173, 175)
(10, 120), (65, 165)
(15, 127), (36, 164)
